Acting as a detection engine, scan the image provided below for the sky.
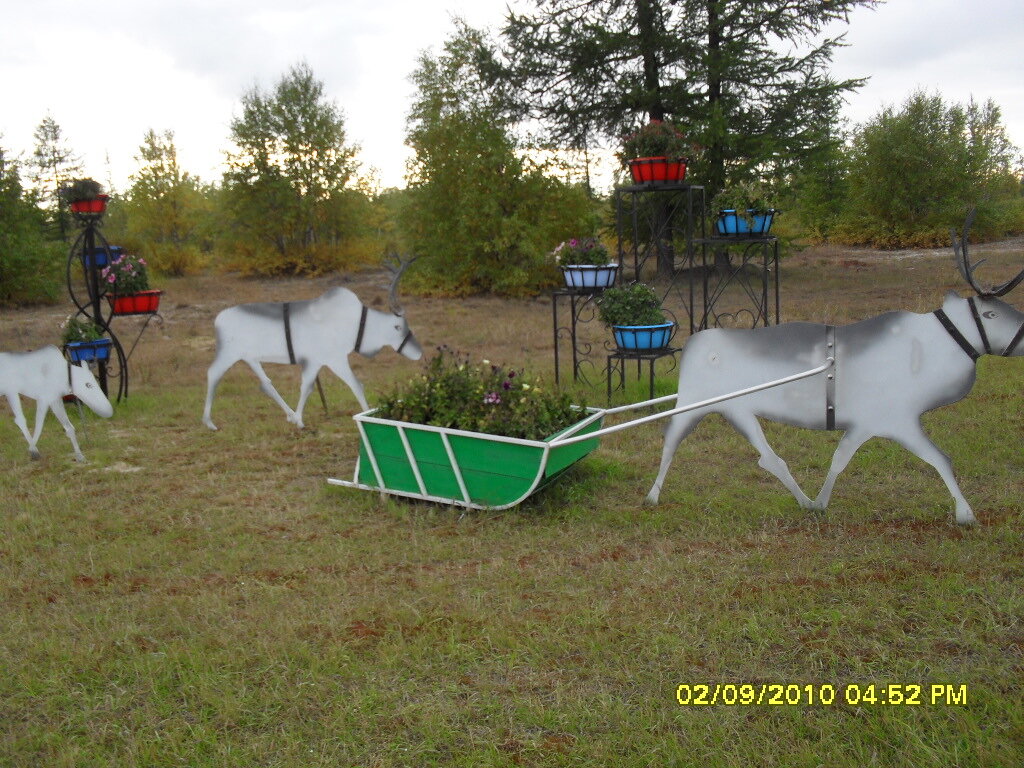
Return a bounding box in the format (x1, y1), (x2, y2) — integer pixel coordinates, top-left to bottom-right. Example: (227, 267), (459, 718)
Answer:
(2, 0), (1022, 192)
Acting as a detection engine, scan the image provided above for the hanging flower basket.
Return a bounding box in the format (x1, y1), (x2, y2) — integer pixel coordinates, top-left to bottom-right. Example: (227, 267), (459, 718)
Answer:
(612, 322), (676, 350)
(628, 157), (688, 185)
(107, 290), (163, 315)
(561, 264), (619, 291)
(65, 338), (113, 363)
(715, 209), (777, 237)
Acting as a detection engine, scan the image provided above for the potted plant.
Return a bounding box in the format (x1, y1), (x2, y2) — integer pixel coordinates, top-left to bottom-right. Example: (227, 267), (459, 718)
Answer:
(102, 252), (162, 314)
(619, 120), (690, 185)
(61, 178), (109, 216)
(353, 347), (603, 509)
(598, 282), (675, 350)
(61, 315), (112, 363)
(552, 237), (618, 291)
(712, 180), (779, 237)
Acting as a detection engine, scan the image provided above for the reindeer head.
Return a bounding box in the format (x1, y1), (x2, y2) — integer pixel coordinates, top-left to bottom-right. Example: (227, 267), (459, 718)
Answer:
(380, 253), (422, 360)
(950, 208), (1024, 357)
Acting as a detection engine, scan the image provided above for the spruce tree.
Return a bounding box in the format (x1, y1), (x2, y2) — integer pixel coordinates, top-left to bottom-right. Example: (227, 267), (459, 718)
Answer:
(501, 0), (879, 195)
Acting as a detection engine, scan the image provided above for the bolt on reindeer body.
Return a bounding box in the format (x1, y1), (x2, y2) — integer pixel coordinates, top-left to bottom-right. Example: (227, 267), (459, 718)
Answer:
(646, 210), (1024, 525)
(202, 257), (422, 430)
(1, 346), (114, 461)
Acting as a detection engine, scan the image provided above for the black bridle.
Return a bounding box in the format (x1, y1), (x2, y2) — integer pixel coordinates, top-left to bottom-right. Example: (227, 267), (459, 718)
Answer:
(935, 297), (1024, 360)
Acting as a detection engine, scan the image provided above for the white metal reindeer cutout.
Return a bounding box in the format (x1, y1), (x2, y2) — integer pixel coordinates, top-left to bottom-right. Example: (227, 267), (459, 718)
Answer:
(203, 256), (423, 430)
(646, 211), (1024, 525)
(1, 346), (114, 461)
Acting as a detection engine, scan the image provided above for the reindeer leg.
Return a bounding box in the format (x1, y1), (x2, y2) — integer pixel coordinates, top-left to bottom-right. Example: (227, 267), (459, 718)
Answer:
(810, 428), (871, 511)
(5, 393), (40, 459)
(645, 412), (703, 505)
(885, 420), (976, 526)
(29, 398), (53, 460)
(244, 360), (299, 426)
(48, 397), (85, 462)
(325, 360), (369, 412)
(724, 412), (815, 509)
(292, 363), (323, 430)
(202, 352), (237, 431)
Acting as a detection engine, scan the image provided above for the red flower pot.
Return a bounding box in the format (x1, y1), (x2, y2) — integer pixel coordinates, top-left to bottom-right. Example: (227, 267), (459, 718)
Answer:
(628, 157), (687, 184)
(108, 290), (162, 315)
(70, 195), (110, 214)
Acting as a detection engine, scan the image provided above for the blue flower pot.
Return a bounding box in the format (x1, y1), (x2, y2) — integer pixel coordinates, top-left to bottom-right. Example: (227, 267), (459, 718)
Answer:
(82, 245), (124, 268)
(715, 209), (776, 237)
(561, 264), (619, 291)
(65, 338), (113, 363)
(612, 322), (675, 350)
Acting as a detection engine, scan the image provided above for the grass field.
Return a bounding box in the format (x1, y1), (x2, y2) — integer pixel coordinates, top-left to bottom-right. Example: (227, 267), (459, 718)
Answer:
(2, 243), (1022, 767)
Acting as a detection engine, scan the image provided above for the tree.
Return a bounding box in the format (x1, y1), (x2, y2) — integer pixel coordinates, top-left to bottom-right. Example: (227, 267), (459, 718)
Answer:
(122, 129), (208, 275)
(402, 24), (594, 296)
(500, 0), (878, 194)
(223, 62), (363, 274)
(0, 142), (64, 305)
(28, 115), (82, 242)
(837, 91), (1022, 247)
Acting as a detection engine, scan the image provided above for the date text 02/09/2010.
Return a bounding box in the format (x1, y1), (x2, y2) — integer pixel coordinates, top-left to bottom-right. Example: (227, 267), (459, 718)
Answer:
(674, 683), (967, 707)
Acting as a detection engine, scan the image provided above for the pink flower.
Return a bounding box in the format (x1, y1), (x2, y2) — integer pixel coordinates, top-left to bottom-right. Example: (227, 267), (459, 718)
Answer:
(483, 392), (501, 405)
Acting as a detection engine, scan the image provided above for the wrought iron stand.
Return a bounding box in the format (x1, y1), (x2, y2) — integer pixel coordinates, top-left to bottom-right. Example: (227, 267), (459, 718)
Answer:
(693, 235), (780, 328)
(552, 287), (605, 387)
(65, 211), (163, 401)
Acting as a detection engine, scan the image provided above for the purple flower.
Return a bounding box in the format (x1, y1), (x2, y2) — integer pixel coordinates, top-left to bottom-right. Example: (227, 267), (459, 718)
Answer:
(483, 392), (501, 405)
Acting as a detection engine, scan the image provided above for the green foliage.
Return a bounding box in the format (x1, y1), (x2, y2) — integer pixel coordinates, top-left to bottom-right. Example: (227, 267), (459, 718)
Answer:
(500, 0), (878, 196)
(619, 119), (691, 161)
(120, 130), (208, 276)
(401, 23), (595, 297)
(28, 115), (82, 242)
(711, 179), (776, 213)
(60, 315), (104, 344)
(101, 252), (150, 294)
(0, 148), (64, 306)
(597, 282), (665, 327)
(375, 347), (584, 440)
(60, 177), (103, 203)
(222, 63), (367, 275)
(552, 237), (611, 266)
(835, 91), (1023, 247)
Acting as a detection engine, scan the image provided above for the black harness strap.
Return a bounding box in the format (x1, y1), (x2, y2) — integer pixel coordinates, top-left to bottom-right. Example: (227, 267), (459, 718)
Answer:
(354, 305), (368, 355)
(1004, 322), (1024, 357)
(283, 302), (297, 365)
(933, 308), (980, 362)
(396, 329), (412, 355)
(967, 297), (992, 355)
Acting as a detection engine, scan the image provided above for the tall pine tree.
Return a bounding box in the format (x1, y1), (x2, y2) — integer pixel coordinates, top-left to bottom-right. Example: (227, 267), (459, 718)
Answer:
(500, 0), (879, 195)
(28, 115), (82, 242)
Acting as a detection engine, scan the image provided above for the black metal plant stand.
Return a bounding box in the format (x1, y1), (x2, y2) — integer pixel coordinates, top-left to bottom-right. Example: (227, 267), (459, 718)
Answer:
(615, 181), (706, 334)
(552, 286), (605, 387)
(693, 234), (780, 329)
(65, 208), (162, 401)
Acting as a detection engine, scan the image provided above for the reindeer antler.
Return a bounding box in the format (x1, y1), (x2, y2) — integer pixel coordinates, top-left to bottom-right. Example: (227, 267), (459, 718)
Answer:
(951, 207), (1024, 297)
(384, 253), (418, 315)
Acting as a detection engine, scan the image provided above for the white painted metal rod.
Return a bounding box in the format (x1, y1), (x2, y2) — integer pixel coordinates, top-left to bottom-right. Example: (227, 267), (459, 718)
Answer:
(550, 358), (835, 448)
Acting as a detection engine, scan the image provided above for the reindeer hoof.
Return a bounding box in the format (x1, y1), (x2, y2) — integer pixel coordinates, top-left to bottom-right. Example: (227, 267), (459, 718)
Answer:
(643, 491), (660, 506)
(203, 418), (218, 431)
(73, 453), (86, 463)
(29, 448), (41, 460)
(955, 514), (978, 527)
